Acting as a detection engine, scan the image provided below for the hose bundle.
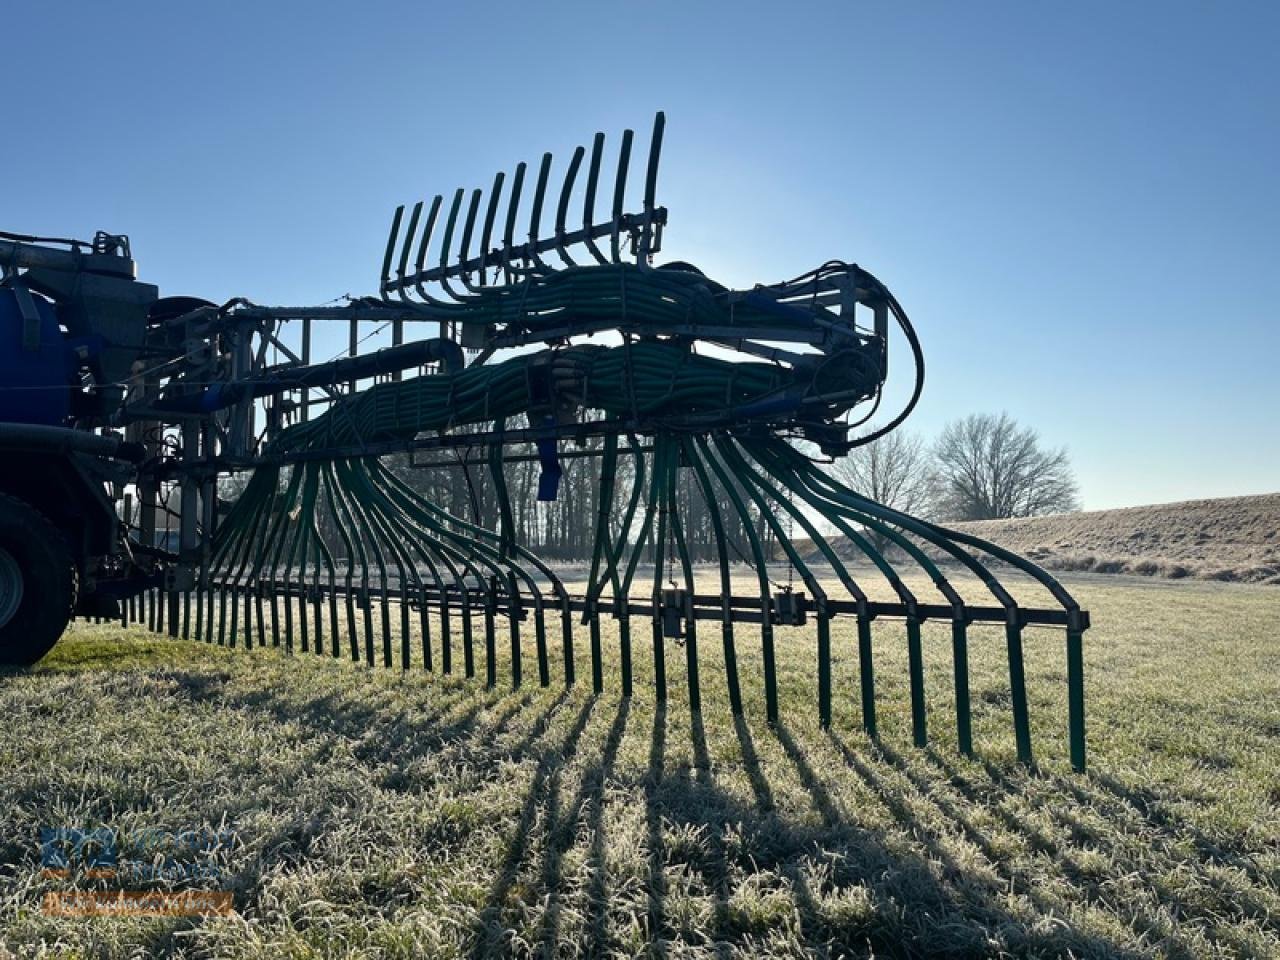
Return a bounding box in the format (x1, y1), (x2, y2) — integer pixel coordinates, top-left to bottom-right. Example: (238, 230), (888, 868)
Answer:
(185, 215), (1084, 769)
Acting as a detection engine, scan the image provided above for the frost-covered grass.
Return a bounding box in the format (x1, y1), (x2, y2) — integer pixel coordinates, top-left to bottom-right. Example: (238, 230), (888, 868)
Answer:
(1, 574), (1277, 958)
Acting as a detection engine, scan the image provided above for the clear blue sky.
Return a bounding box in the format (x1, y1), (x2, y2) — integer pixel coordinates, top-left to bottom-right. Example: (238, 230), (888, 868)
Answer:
(8, 1), (1277, 510)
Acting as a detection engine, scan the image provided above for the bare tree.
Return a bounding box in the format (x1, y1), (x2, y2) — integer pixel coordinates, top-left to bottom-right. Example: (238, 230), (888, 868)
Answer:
(932, 412), (1079, 521)
(829, 431), (935, 552)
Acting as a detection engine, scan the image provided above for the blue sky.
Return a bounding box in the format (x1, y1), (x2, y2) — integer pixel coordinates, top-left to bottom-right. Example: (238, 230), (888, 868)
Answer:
(8, 1), (1277, 509)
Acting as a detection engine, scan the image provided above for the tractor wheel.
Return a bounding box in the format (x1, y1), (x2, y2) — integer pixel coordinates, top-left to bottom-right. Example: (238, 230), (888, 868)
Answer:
(0, 493), (77, 666)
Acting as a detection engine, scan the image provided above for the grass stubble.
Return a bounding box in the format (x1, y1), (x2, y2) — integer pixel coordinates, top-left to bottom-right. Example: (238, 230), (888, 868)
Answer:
(0, 572), (1277, 958)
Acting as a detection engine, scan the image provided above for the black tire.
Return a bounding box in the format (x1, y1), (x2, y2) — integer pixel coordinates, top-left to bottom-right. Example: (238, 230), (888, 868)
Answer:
(0, 493), (77, 665)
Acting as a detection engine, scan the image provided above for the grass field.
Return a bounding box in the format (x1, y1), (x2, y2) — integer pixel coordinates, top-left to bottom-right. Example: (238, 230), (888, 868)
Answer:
(948, 494), (1280, 585)
(798, 493), (1280, 586)
(1, 572), (1278, 958)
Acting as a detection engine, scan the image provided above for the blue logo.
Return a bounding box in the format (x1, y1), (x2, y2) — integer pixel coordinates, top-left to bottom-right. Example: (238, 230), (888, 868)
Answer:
(39, 826), (236, 883)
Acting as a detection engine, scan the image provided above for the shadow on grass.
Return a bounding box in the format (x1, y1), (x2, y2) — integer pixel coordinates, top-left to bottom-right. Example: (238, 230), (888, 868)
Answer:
(16, 631), (1275, 958)
(458, 695), (1258, 958)
(913, 746), (1279, 948)
(537, 698), (631, 954)
(626, 711), (1078, 959)
(468, 694), (598, 957)
(200, 673), (1268, 957)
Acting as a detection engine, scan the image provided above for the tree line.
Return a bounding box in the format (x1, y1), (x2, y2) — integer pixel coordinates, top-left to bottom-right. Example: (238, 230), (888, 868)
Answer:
(384, 436), (778, 563)
(377, 411), (1078, 561)
(216, 411), (1077, 564)
(831, 411), (1080, 550)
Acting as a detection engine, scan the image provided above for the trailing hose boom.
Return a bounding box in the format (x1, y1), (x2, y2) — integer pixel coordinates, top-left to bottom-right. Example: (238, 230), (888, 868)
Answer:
(0, 113), (1089, 772)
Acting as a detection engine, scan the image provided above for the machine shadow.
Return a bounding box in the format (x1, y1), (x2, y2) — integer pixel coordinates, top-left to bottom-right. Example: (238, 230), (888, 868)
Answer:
(40, 647), (1243, 959)
(435, 690), (1173, 958)
(635, 711), (1147, 959)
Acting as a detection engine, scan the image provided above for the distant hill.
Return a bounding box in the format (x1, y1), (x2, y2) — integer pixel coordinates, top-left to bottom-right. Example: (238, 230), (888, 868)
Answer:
(806, 493), (1280, 584)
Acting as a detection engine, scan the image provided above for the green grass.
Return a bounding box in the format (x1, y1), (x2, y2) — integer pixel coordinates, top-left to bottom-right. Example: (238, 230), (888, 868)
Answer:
(1, 573), (1277, 958)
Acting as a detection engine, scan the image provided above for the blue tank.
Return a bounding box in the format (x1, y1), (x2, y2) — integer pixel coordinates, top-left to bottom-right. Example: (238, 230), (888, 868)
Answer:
(0, 287), (74, 425)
